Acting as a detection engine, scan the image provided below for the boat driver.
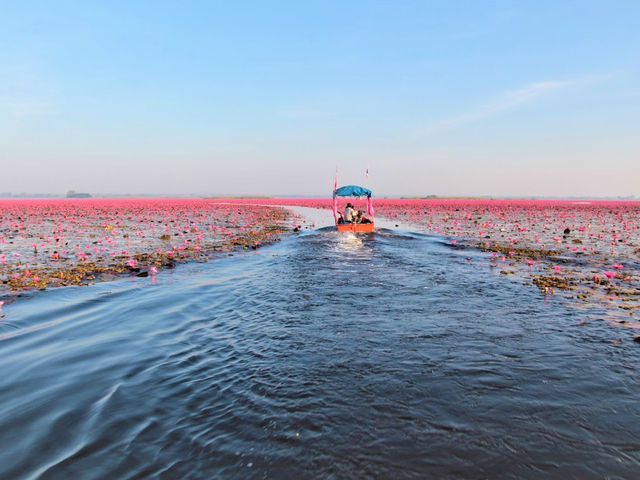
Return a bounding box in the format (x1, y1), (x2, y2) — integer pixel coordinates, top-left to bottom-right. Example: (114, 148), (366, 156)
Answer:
(344, 203), (356, 223)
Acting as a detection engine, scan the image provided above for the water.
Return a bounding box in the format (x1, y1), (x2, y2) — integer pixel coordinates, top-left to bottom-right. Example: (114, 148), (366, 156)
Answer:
(1, 220), (640, 479)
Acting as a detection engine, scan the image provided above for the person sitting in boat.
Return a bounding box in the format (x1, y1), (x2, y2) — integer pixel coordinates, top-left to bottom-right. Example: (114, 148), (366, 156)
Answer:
(337, 212), (345, 224)
(344, 203), (356, 223)
(357, 210), (372, 224)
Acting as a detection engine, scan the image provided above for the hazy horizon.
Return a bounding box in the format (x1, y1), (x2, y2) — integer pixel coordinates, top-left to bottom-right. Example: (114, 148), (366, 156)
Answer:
(2, 191), (639, 201)
(2, 1), (639, 197)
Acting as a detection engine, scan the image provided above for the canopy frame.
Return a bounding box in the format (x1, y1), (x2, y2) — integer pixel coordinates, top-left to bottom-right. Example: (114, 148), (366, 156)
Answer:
(332, 184), (374, 222)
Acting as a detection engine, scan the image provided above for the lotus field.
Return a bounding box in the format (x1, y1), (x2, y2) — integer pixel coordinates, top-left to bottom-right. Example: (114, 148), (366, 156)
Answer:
(2, 197), (640, 328)
(0, 199), (289, 297)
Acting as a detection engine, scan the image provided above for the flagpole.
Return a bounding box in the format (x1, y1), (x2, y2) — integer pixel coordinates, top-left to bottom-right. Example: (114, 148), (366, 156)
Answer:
(332, 167), (338, 223)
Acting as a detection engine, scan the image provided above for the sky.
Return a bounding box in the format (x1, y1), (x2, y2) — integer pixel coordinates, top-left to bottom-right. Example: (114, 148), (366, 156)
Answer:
(1, 0), (639, 197)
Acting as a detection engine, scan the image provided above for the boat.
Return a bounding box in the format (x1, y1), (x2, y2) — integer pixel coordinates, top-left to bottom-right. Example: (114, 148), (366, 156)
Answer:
(333, 184), (375, 232)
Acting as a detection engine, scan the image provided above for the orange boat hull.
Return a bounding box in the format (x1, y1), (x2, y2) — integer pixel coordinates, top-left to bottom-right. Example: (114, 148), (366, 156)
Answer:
(336, 222), (374, 232)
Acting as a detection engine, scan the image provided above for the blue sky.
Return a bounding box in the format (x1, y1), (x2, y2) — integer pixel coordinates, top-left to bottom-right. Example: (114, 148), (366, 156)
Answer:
(1, 1), (639, 197)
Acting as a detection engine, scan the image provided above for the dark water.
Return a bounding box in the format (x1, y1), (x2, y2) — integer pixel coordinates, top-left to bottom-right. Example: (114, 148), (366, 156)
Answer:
(1, 228), (639, 479)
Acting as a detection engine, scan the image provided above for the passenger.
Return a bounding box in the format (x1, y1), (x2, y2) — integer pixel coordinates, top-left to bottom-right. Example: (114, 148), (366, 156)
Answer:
(337, 212), (344, 224)
(354, 210), (364, 223)
(344, 203), (356, 223)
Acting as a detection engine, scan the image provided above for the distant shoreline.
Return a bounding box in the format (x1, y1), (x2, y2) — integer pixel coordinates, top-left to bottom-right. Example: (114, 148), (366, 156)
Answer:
(1, 194), (638, 201)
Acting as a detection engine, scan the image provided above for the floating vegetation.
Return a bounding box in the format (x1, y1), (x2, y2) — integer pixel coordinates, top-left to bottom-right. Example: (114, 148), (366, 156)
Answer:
(0, 199), (291, 301)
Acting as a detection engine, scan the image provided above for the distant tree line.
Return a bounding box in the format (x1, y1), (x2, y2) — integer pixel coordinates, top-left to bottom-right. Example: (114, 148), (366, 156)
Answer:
(66, 190), (92, 198)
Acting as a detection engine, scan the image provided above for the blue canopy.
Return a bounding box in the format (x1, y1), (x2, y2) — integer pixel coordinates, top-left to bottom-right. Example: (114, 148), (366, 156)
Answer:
(334, 185), (372, 197)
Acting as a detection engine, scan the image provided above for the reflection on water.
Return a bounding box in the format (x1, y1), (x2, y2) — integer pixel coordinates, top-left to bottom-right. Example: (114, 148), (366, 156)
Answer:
(1, 227), (639, 479)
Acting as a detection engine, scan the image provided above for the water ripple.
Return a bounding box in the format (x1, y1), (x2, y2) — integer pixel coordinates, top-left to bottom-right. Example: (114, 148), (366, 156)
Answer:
(1, 229), (639, 478)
